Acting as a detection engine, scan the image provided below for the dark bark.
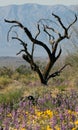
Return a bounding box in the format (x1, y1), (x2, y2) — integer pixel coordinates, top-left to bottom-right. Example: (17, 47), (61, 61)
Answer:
(4, 13), (77, 85)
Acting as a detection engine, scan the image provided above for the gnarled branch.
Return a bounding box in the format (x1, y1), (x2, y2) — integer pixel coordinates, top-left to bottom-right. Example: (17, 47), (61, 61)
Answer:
(47, 63), (71, 81)
(4, 13), (77, 85)
(5, 19), (52, 60)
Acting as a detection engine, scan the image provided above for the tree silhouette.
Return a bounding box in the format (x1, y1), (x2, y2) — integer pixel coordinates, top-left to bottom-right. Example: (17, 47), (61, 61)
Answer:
(5, 13), (77, 85)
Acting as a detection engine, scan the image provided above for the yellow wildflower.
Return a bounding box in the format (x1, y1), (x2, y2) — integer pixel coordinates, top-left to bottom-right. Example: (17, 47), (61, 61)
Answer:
(36, 111), (43, 117)
(72, 128), (77, 130)
(7, 113), (12, 117)
(55, 125), (61, 130)
(44, 109), (53, 118)
(68, 110), (72, 114)
(46, 125), (52, 130)
(75, 120), (78, 125)
(21, 128), (26, 130)
(25, 111), (28, 115)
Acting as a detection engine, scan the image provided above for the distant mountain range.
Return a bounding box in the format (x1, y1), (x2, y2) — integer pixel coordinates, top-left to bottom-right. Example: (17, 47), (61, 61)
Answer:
(0, 56), (47, 68)
(0, 4), (78, 57)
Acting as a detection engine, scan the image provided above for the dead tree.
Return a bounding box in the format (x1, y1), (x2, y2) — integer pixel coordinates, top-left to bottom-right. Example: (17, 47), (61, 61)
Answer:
(4, 13), (77, 85)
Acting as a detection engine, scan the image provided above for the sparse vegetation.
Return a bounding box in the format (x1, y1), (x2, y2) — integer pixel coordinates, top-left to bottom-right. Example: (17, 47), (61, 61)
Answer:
(0, 51), (78, 129)
(0, 11), (77, 130)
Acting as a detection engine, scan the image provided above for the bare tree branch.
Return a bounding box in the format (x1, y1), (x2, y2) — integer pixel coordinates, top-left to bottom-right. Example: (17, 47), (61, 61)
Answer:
(38, 18), (58, 26)
(52, 13), (66, 30)
(55, 47), (62, 60)
(5, 19), (52, 60)
(4, 13), (77, 85)
(31, 24), (41, 62)
(12, 37), (32, 60)
(47, 63), (71, 81)
(43, 25), (55, 41)
(46, 25), (61, 37)
(16, 49), (25, 55)
(7, 25), (19, 41)
(12, 37), (27, 50)
(11, 35), (44, 83)
(4, 19), (24, 28)
(51, 13), (77, 56)
(35, 24), (40, 39)
(67, 14), (77, 30)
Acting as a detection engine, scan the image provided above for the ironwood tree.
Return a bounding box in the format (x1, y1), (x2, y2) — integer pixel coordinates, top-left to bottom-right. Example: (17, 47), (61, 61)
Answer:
(5, 13), (77, 85)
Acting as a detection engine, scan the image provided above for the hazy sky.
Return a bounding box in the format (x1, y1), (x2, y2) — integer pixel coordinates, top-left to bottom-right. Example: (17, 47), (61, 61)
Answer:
(0, 0), (78, 6)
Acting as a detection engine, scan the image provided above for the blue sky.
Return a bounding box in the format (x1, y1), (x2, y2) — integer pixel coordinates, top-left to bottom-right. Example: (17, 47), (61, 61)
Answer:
(0, 0), (78, 6)
(0, 0), (78, 56)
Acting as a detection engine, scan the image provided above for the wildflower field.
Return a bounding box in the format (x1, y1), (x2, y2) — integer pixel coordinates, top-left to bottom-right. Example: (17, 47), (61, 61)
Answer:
(0, 90), (78, 130)
(0, 52), (78, 130)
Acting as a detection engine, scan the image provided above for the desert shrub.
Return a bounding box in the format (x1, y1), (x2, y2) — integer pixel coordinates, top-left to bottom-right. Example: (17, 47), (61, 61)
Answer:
(36, 60), (46, 71)
(0, 88), (23, 104)
(19, 74), (29, 84)
(16, 65), (31, 75)
(0, 66), (13, 77)
(65, 48), (78, 72)
(56, 85), (67, 91)
(11, 71), (20, 80)
(0, 76), (12, 88)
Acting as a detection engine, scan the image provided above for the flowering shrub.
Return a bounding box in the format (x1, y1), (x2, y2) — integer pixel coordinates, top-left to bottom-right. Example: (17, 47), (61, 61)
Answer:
(0, 90), (78, 130)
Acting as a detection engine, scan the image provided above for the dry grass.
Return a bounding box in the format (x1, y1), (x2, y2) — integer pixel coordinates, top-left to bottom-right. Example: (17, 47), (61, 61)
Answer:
(0, 50), (78, 104)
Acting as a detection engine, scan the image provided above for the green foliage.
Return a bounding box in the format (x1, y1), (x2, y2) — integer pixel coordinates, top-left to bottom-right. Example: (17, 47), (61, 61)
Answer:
(0, 66), (13, 77)
(11, 71), (20, 80)
(0, 48), (78, 106)
(0, 76), (12, 88)
(16, 65), (31, 75)
(57, 85), (66, 91)
(65, 49), (78, 71)
(0, 89), (23, 104)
